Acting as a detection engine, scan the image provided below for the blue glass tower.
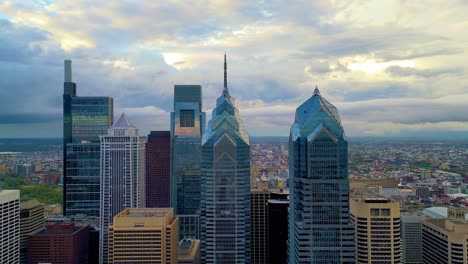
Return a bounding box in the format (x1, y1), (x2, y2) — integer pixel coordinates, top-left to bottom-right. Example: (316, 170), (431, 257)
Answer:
(200, 54), (251, 263)
(170, 85), (205, 239)
(288, 87), (355, 263)
(63, 60), (113, 217)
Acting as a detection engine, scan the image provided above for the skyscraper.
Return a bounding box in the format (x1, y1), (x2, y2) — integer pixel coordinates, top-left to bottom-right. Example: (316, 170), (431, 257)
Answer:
(63, 59), (114, 217)
(99, 113), (145, 264)
(200, 54), (251, 263)
(20, 199), (44, 264)
(401, 211), (424, 264)
(251, 188), (271, 264)
(146, 131), (171, 208)
(267, 191), (289, 264)
(422, 218), (468, 264)
(288, 87), (355, 263)
(108, 208), (179, 264)
(350, 198), (401, 263)
(171, 84), (205, 239)
(0, 190), (20, 263)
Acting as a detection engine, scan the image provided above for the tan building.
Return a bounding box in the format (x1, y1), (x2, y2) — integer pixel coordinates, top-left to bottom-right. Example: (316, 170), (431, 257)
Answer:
(422, 218), (468, 264)
(108, 208), (179, 264)
(178, 238), (200, 264)
(351, 178), (399, 190)
(20, 199), (44, 264)
(350, 198), (401, 263)
(448, 206), (467, 220)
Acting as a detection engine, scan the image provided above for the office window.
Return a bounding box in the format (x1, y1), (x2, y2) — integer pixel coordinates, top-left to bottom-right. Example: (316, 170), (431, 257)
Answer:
(180, 110), (195, 127)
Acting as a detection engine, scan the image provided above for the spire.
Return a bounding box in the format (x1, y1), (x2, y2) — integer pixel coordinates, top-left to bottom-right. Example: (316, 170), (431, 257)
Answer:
(313, 85), (320, 96)
(64, 59), (72, 82)
(111, 112), (136, 129)
(223, 53), (229, 97)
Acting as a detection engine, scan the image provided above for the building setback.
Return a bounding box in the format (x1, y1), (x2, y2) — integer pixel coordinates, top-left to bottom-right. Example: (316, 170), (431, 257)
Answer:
(171, 84), (205, 239)
(63, 59), (113, 217)
(27, 223), (90, 264)
(99, 113), (146, 264)
(0, 190), (20, 263)
(288, 87), (355, 263)
(200, 55), (251, 263)
(108, 208), (179, 264)
(20, 199), (44, 264)
(146, 131), (171, 208)
(422, 218), (468, 264)
(178, 238), (201, 264)
(350, 198), (401, 263)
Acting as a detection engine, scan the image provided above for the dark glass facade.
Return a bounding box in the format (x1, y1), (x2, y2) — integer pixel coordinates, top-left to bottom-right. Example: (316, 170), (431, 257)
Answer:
(170, 85), (205, 239)
(146, 131), (171, 208)
(200, 88), (251, 263)
(288, 88), (354, 263)
(63, 60), (113, 217)
(267, 192), (289, 264)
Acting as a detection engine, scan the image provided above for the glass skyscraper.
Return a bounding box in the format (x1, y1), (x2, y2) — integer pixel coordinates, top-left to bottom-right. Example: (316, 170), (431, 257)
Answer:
(63, 60), (113, 217)
(170, 85), (205, 239)
(288, 87), (355, 264)
(200, 55), (251, 263)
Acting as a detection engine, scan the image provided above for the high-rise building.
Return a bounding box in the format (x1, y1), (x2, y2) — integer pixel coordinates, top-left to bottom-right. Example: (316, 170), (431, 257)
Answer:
(288, 87), (355, 263)
(108, 208), (179, 264)
(146, 131), (171, 208)
(422, 218), (468, 264)
(63, 59), (114, 217)
(16, 164), (33, 177)
(401, 211), (424, 264)
(267, 190), (289, 264)
(27, 223), (90, 264)
(251, 188), (271, 264)
(200, 54), (251, 263)
(0, 190), (20, 263)
(178, 238), (201, 264)
(20, 199), (44, 264)
(171, 84), (205, 239)
(350, 198), (401, 263)
(99, 113), (145, 264)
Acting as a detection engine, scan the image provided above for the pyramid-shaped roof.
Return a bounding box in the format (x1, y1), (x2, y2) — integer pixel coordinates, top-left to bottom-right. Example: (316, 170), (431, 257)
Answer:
(111, 113), (136, 129)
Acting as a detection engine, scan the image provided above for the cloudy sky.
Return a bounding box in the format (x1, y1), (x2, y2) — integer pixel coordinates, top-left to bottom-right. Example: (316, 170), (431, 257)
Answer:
(0, 0), (467, 138)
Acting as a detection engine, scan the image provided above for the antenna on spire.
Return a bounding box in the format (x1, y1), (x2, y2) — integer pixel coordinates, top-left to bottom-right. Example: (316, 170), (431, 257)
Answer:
(223, 53), (229, 97)
(313, 85), (320, 96)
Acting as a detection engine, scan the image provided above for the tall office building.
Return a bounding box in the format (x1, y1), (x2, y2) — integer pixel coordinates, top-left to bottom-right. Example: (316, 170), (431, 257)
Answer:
(350, 198), (401, 263)
(63, 59), (114, 217)
(200, 54), (251, 263)
(251, 188), (271, 264)
(171, 84), (205, 239)
(108, 208), (179, 264)
(422, 218), (468, 264)
(288, 87), (355, 263)
(146, 131), (171, 207)
(20, 199), (44, 264)
(99, 113), (145, 264)
(267, 191), (289, 264)
(401, 211), (424, 264)
(27, 223), (90, 264)
(0, 190), (20, 263)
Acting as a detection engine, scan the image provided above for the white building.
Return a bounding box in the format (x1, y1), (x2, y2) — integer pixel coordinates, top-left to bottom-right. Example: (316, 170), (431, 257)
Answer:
(99, 113), (145, 264)
(0, 190), (20, 263)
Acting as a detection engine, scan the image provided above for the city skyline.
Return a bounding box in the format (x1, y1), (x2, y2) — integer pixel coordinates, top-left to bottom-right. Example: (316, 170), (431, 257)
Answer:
(1, 1), (467, 138)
